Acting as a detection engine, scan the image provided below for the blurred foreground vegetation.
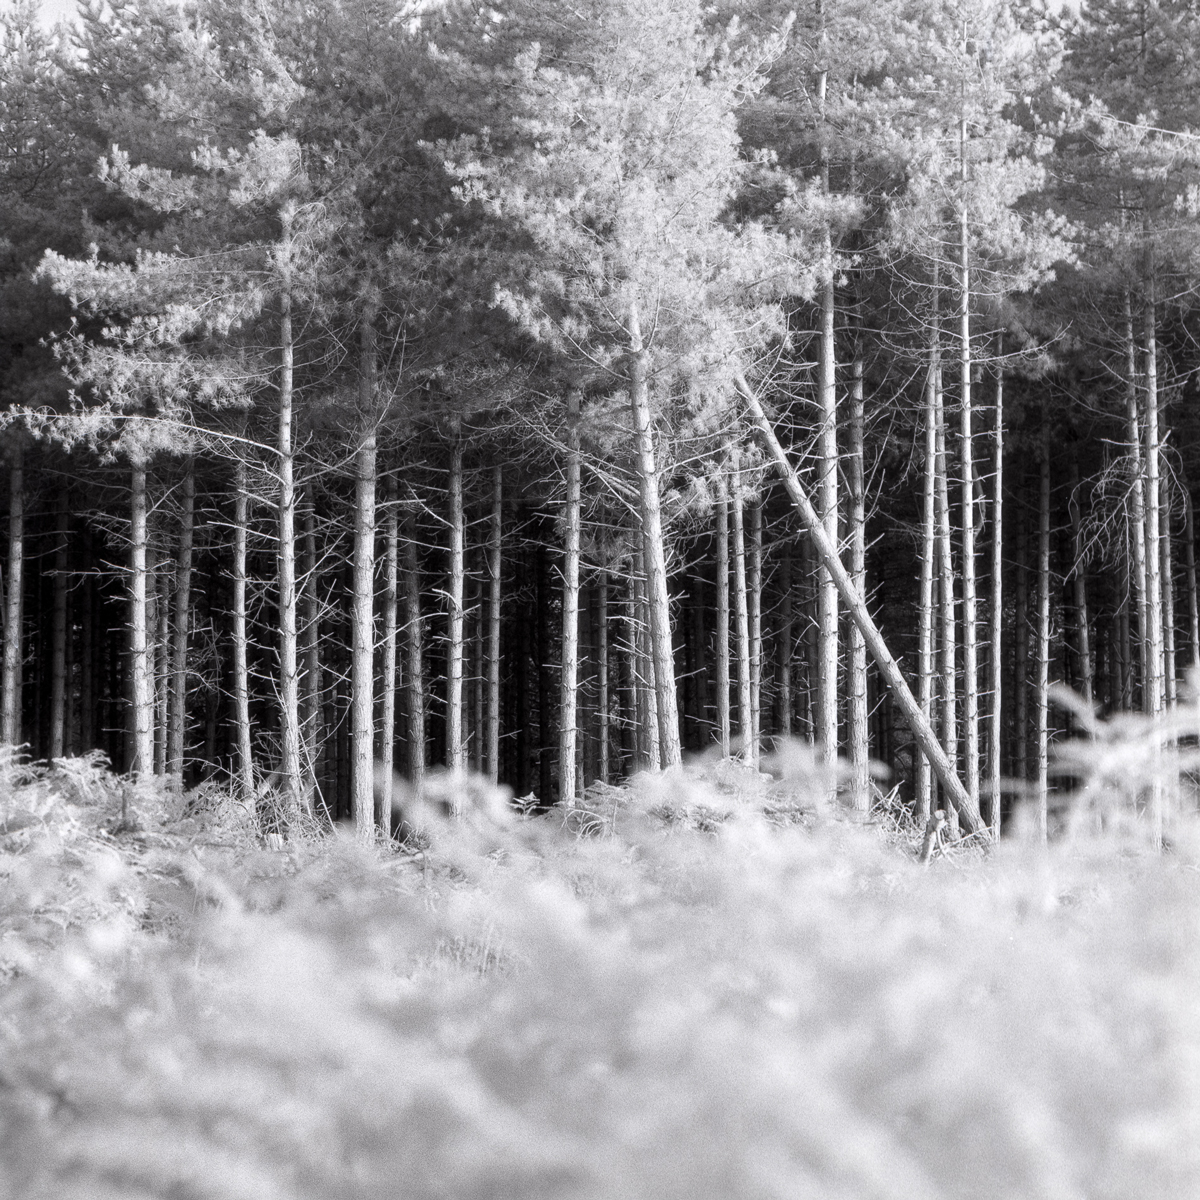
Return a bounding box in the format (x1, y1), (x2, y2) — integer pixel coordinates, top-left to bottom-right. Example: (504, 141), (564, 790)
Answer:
(1, 736), (1198, 1200)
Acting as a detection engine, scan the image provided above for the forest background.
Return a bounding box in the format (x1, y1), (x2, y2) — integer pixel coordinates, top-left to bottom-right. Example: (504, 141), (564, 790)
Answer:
(3, 0), (1200, 843)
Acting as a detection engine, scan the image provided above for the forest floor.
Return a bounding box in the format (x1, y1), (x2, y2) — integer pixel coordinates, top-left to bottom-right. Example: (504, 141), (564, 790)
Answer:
(0, 743), (1198, 1200)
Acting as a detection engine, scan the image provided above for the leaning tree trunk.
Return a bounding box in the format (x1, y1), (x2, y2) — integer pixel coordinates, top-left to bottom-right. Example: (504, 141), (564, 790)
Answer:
(2, 444), (24, 747)
(130, 461), (154, 777)
(1035, 413), (1051, 843)
(446, 414), (466, 773)
(276, 201), (303, 816)
(487, 467), (502, 784)
(559, 389), (582, 805)
(628, 302), (681, 768)
(731, 446), (752, 762)
(351, 311), (378, 844)
(232, 455), (253, 797)
(49, 494), (69, 760)
(168, 458), (194, 782)
(715, 468), (731, 758)
(847, 350), (869, 813)
(739, 375), (984, 836)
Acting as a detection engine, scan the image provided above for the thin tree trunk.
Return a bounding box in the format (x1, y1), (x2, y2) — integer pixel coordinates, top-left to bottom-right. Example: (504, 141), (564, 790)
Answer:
(403, 507), (426, 786)
(1068, 457), (1094, 709)
(715, 470), (731, 757)
(628, 302), (681, 768)
(1014, 512), (1029, 779)
(378, 474), (399, 824)
(916, 343), (937, 825)
(232, 456), (253, 797)
(300, 502), (321, 789)
(49, 494), (68, 760)
(487, 467), (502, 784)
(731, 446), (752, 761)
(2, 446), (24, 747)
(1162, 485), (1176, 708)
(935, 357), (958, 808)
(351, 311), (378, 843)
(1184, 491), (1200, 671)
(154, 552), (169, 777)
(277, 201), (303, 816)
(446, 414), (465, 772)
(1035, 413), (1051, 842)
(130, 462), (154, 776)
(1143, 278), (1164, 716)
(740, 376), (984, 835)
(848, 350), (869, 812)
(597, 568), (610, 784)
(778, 547), (793, 739)
(959, 202), (979, 815)
(748, 499), (763, 768)
(988, 361), (1004, 835)
(168, 459), (194, 782)
(559, 389), (582, 804)
(1124, 291), (1150, 711)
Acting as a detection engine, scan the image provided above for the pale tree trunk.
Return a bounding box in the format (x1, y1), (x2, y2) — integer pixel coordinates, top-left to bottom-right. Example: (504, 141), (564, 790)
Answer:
(1014, 514), (1029, 779)
(559, 389), (582, 804)
(1035, 414), (1051, 843)
(2, 446), (24, 747)
(916, 348), (938, 826)
(403, 508), (426, 786)
(300, 503), (322, 792)
(597, 569), (610, 784)
(50, 494), (68, 760)
(731, 446), (752, 761)
(777, 547), (793, 739)
(378, 474), (399, 825)
(446, 414), (466, 772)
(232, 455), (253, 797)
(632, 550), (659, 770)
(1142, 279), (1164, 716)
(1184, 490), (1200, 672)
(130, 462), (154, 776)
(959, 199), (979, 814)
(935, 360), (958, 803)
(277, 201), (303, 815)
(487, 468), (502, 783)
(847, 350), (869, 812)
(472, 578), (484, 771)
(1124, 291), (1150, 709)
(740, 376), (984, 835)
(1068, 457), (1094, 708)
(351, 311), (378, 844)
(715, 469), (731, 757)
(988, 362), (1004, 834)
(168, 459), (194, 782)
(748, 499), (763, 769)
(628, 302), (681, 768)
(154, 554), (169, 777)
(1161, 483), (1176, 708)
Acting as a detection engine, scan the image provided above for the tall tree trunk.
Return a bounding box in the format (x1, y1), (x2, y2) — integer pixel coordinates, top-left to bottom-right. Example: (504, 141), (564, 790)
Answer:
(446, 415), (466, 772)
(916, 344), (938, 825)
(378, 474), (399, 825)
(49, 494), (68, 760)
(487, 468), (502, 784)
(559, 389), (582, 804)
(731, 447), (752, 761)
(740, 376), (984, 835)
(1142, 278), (1164, 716)
(232, 455), (253, 797)
(935, 358), (958, 802)
(628, 302), (681, 768)
(300, 502), (321, 790)
(168, 459), (194, 782)
(1124, 291), (1150, 712)
(2, 445), (24, 747)
(153, 551), (169, 777)
(959, 194), (979, 815)
(847, 350), (869, 812)
(988, 361), (1004, 834)
(1068, 457), (1094, 709)
(1184, 490), (1200, 671)
(403, 508), (426, 786)
(351, 312), (378, 843)
(80, 562), (95, 754)
(748, 498), (763, 769)
(277, 201), (303, 816)
(1014, 513), (1029, 779)
(777, 547), (793, 739)
(597, 569), (610, 785)
(1035, 413), (1051, 843)
(1161, 482), (1177, 708)
(130, 462), (154, 777)
(715, 469), (731, 757)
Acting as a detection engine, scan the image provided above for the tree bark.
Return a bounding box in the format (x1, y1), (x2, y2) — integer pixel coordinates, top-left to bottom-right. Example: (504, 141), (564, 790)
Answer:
(446, 414), (466, 772)
(232, 455), (253, 797)
(848, 350), (869, 812)
(1014, 510), (1029, 777)
(559, 389), (582, 804)
(153, 550), (169, 777)
(1142, 278), (1164, 715)
(988, 361), (1004, 834)
(1124, 291), (1150, 711)
(730, 446), (752, 762)
(748, 497), (763, 770)
(130, 462), (154, 777)
(597, 569), (610, 784)
(351, 311), (378, 843)
(49, 493), (68, 760)
(935, 357), (958, 796)
(1035, 413), (1051, 843)
(2, 445), (24, 747)
(168, 459), (194, 782)
(715, 469), (731, 757)
(378, 474), (399, 824)
(1068, 456), (1094, 709)
(487, 467), (502, 783)
(777, 547), (793, 739)
(740, 376), (984, 835)
(959, 202), (979, 814)
(628, 301), (681, 768)
(1185, 490), (1200, 672)
(916, 346), (937, 825)
(403, 507), (426, 786)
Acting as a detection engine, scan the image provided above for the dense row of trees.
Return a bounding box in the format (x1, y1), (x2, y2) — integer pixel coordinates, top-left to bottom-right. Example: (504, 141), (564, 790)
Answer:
(3, 0), (1200, 840)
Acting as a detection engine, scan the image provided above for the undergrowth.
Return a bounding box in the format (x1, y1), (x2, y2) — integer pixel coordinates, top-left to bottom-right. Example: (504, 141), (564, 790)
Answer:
(0, 734), (1197, 1199)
